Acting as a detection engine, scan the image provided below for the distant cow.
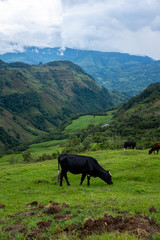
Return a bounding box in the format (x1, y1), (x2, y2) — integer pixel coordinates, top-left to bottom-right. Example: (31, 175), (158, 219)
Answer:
(58, 154), (113, 186)
(149, 142), (160, 155)
(124, 141), (136, 150)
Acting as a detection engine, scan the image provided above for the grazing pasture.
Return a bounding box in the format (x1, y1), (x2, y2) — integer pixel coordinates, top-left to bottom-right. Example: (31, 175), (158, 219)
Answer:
(0, 149), (160, 239)
(28, 139), (67, 156)
(63, 112), (114, 135)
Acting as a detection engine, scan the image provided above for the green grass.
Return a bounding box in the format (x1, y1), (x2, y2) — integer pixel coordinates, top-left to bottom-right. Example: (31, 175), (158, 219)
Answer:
(0, 149), (160, 239)
(85, 232), (139, 240)
(64, 112), (114, 134)
(28, 139), (67, 157)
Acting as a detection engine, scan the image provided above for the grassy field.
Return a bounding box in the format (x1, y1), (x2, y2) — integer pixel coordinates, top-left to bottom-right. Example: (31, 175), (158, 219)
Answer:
(0, 149), (160, 239)
(28, 139), (67, 157)
(63, 111), (114, 134)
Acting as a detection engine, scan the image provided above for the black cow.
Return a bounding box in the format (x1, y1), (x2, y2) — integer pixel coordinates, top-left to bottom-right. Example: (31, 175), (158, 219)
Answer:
(58, 154), (113, 186)
(124, 141), (136, 150)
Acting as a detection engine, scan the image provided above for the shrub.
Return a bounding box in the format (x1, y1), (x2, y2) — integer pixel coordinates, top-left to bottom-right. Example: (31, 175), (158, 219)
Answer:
(22, 151), (32, 163)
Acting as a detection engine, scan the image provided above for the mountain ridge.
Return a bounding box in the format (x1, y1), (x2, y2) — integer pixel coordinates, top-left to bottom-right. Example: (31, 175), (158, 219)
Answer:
(1, 47), (159, 96)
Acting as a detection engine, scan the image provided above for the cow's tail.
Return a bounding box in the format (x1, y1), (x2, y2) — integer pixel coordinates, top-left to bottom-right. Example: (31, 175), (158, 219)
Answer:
(57, 155), (61, 183)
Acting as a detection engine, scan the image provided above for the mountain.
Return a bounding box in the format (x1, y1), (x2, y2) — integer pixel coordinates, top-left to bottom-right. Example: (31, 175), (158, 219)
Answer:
(0, 60), (121, 153)
(109, 82), (160, 144)
(1, 47), (160, 96)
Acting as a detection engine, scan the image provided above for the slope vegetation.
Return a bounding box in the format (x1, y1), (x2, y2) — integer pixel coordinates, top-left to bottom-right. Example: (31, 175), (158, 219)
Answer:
(0, 60), (116, 153)
(106, 82), (160, 145)
(58, 83), (160, 153)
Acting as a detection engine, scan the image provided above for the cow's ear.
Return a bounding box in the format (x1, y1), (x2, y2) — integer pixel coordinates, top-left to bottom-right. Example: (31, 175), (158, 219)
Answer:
(109, 171), (112, 176)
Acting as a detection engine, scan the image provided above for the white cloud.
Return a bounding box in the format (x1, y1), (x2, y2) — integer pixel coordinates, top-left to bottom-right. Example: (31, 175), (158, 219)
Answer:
(0, 0), (160, 59)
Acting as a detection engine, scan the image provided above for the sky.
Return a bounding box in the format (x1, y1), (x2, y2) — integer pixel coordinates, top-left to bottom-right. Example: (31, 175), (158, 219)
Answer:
(0, 0), (160, 59)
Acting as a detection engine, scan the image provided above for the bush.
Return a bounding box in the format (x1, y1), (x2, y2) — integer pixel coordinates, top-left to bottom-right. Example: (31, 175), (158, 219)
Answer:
(22, 151), (32, 163)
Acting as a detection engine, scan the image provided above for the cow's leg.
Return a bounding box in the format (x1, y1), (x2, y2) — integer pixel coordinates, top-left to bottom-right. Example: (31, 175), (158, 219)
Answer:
(80, 173), (86, 185)
(63, 172), (70, 186)
(87, 175), (90, 186)
(60, 171), (63, 186)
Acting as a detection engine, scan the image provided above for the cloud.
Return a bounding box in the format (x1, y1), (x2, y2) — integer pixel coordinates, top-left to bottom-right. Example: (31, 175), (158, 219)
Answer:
(0, 0), (160, 59)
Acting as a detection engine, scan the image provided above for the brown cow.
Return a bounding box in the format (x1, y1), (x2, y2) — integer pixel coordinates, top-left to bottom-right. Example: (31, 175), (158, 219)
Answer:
(149, 142), (160, 154)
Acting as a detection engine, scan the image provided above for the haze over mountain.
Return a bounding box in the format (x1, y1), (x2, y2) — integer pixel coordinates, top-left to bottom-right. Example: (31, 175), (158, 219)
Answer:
(1, 47), (160, 96)
(0, 59), (123, 153)
(1, 0), (160, 60)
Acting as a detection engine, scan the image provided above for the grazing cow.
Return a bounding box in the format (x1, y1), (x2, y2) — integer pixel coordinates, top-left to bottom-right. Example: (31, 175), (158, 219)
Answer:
(149, 142), (160, 154)
(58, 154), (113, 186)
(124, 141), (136, 150)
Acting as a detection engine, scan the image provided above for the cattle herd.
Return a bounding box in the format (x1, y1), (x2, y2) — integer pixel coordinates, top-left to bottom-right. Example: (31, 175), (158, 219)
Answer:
(57, 141), (160, 187)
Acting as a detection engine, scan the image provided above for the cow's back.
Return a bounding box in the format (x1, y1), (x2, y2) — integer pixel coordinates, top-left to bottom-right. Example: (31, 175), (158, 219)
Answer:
(124, 141), (136, 148)
(58, 154), (99, 174)
(153, 142), (160, 149)
(155, 142), (160, 147)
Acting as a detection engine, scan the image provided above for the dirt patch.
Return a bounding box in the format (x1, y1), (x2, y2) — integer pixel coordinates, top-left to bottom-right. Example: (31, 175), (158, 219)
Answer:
(27, 201), (45, 210)
(78, 214), (160, 239)
(1, 201), (160, 240)
(149, 206), (157, 213)
(27, 201), (38, 208)
(44, 205), (62, 215)
(0, 203), (5, 208)
(47, 201), (59, 206)
(18, 211), (35, 217)
(34, 179), (49, 184)
(25, 221), (52, 240)
(1, 200), (68, 239)
(26, 200), (63, 214)
(37, 221), (52, 229)
(62, 203), (70, 208)
(0, 221), (5, 224)
(43, 201), (63, 214)
(25, 231), (38, 240)
(3, 224), (26, 234)
(54, 213), (72, 220)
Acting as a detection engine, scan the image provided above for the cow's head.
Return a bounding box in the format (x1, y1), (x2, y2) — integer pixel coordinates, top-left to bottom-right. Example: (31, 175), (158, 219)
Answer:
(101, 171), (113, 185)
(149, 149), (152, 154)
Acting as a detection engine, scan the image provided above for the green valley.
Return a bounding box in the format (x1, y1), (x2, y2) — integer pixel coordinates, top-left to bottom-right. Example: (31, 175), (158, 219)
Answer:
(61, 82), (160, 154)
(0, 82), (160, 239)
(0, 60), (125, 154)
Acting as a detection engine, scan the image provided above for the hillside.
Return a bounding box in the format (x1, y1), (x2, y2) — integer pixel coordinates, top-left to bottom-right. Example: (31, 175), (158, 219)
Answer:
(1, 47), (160, 96)
(0, 60), (121, 153)
(107, 82), (160, 144)
(59, 82), (160, 153)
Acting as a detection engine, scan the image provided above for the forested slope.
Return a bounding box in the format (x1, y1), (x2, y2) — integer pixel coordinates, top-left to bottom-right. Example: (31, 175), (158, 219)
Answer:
(0, 60), (117, 153)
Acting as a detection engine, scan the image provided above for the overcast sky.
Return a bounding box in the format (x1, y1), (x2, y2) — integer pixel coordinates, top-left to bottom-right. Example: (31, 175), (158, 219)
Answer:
(0, 0), (160, 59)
